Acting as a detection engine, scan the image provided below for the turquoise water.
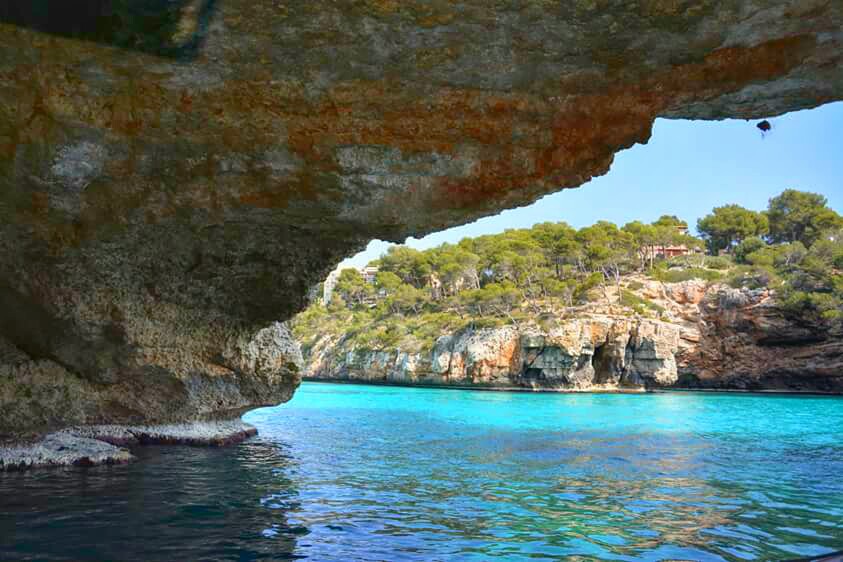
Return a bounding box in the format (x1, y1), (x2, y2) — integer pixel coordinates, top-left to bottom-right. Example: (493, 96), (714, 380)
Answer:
(3, 383), (843, 561)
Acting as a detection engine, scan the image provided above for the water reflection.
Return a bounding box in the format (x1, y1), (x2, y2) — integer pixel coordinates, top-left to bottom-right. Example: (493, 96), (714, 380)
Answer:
(3, 385), (843, 561)
(1, 440), (304, 561)
(245, 386), (843, 561)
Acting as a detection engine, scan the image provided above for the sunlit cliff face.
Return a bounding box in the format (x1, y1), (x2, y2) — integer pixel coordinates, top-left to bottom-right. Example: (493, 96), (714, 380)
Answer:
(0, 0), (842, 437)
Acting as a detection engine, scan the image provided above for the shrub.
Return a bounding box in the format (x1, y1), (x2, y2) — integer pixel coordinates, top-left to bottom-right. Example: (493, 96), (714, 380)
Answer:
(779, 290), (842, 323)
(727, 265), (779, 290)
(620, 290), (665, 314)
(704, 256), (733, 270)
(652, 268), (723, 283)
(463, 317), (506, 330)
(734, 237), (766, 264)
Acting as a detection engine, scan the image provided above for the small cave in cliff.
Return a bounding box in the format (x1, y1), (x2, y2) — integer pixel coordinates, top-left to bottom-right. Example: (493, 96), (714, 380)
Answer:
(524, 368), (546, 383)
(591, 344), (614, 385)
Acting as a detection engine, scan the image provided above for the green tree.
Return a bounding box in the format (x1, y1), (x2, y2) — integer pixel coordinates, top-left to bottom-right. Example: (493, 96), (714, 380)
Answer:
(652, 215), (688, 229)
(459, 282), (522, 322)
(622, 221), (658, 269)
(745, 242), (807, 270)
(429, 245), (481, 296)
(577, 221), (635, 303)
(387, 284), (426, 314)
(766, 189), (843, 247)
(697, 204), (769, 254)
(335, 269), (374, 307)
(374, 271), (403, 294)
(376, 246), (431, 288)
(530, 221), (580, 277)
(734, 236), (767, 264)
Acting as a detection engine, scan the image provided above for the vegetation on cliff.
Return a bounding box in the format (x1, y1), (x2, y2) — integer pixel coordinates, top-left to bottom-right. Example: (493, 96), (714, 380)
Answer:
(292, 190), (842, 355)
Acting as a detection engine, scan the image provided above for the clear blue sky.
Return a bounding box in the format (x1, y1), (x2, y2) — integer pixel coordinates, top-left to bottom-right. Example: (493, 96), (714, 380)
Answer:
(343, 101), (843, 267)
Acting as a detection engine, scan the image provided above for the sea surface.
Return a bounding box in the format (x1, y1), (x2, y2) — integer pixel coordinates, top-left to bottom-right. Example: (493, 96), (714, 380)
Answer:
(2, 383), (843, 561)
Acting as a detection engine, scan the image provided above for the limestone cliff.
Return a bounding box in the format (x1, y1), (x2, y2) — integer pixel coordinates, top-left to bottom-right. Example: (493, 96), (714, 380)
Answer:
(302, 281), (843, 392)
(2, 1), (843, 437)
(678, 288), (843, 391)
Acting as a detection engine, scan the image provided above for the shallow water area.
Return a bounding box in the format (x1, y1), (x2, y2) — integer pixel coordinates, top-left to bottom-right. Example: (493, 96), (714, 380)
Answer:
(2, 383), (843, 561)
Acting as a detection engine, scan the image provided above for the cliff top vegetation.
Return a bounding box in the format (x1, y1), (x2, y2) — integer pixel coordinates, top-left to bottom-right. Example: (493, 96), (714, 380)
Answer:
(293, 189), (842, 354)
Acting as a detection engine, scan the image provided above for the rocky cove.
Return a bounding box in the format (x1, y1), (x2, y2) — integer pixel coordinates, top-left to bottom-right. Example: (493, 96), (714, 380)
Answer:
(301, 280), (843, 393)
(0, 0), (841, 476)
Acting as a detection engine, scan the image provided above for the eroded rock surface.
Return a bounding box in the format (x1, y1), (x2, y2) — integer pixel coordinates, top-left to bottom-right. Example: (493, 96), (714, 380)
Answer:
(1, 1), (842, 437)
(304, 316), (682, 391)
(677, 287), (843, 391)
(0, 420), (258, 471)
(303, 281), (843, 393)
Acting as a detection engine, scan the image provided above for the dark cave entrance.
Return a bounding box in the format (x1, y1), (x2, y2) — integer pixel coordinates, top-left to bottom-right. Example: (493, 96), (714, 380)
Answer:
(591, 344), (614, 384)
(524, 367), (545, 382)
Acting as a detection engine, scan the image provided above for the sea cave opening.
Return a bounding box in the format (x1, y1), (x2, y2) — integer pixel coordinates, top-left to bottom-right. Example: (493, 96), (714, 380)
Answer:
(591, 343), (614, 385)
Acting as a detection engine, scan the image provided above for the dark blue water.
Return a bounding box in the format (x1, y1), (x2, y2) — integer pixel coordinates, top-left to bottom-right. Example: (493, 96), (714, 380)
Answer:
(2, 383), (843, 561)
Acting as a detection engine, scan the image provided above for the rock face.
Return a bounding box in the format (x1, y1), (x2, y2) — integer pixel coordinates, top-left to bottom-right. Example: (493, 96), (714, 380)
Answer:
(0, 420), (259, 471)
(305, 316), (682, 391)
(677, 288), (843, 392)
(0, 322), (301, 440)
(303, 282), (843, 393)
(1, 2), (842, 436)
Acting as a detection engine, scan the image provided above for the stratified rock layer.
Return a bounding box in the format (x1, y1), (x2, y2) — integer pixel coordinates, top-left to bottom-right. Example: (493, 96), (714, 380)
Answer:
(1, 1), (842, 436)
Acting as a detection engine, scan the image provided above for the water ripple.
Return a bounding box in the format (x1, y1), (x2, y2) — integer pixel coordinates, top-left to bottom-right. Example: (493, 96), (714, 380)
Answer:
(2, 384), (843, 561)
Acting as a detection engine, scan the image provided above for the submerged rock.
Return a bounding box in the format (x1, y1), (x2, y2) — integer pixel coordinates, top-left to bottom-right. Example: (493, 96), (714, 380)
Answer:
(0, 420), (258, 471)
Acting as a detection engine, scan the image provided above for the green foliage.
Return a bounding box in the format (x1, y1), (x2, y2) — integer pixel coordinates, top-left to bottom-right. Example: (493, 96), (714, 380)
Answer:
(734, 236), (767, 264)
(293, 188), (841, 354)
(703, 256), (732, 270)
(779, 290), (842, 323)
(376, 246), (431, 288)
(728, 231), (841, 324)
(374, 271), (403, 293)
(697, 204), (769, 254)
(727, 265), (780, 290)
(335, 269), (374, 307)
(766, 189), (843, 247)
(745, 242), (807, 270)
(653, 215), (688, 229)
(620, 290), (665, 315)
(653, 268), (723, 283)
(387, 284), (427, 314)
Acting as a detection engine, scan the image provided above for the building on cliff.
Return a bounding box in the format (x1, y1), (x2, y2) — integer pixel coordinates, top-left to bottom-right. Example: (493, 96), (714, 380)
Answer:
(654, 225), (701, 259)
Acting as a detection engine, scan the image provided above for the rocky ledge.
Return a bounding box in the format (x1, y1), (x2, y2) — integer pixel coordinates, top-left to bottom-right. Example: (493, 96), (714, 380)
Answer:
(0, 420), (258, 471)
(303, 281), (843, 393)
(0, 321), (300, 443)
(1, 1), (842, 442)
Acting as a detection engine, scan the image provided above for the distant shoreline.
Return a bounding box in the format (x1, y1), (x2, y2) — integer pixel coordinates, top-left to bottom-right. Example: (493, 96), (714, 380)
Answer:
(302, 378), (843, 397)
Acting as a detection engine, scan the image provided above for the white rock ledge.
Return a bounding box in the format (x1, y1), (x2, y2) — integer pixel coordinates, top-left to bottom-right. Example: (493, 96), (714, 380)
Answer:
(0, 420), (258, 471)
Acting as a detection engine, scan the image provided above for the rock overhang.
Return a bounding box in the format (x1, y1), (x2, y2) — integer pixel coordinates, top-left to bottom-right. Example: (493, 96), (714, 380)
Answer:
(0, 0), (841, 436)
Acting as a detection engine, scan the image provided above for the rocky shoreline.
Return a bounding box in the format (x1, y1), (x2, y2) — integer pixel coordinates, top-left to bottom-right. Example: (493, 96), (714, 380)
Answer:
(0, 420), (258, 472)
(301, 281), (843, 394)
(304, 377), (843, 396)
